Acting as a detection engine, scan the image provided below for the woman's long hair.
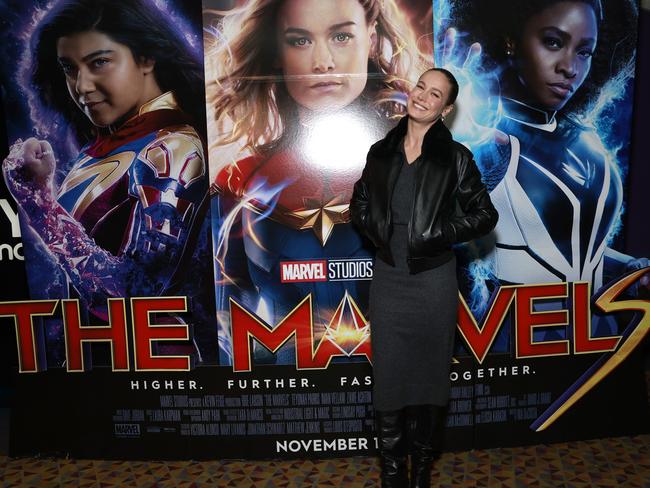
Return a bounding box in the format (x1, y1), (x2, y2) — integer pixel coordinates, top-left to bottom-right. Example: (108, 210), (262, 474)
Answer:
(30, 0), (206, 143)
(205, 0), (429, 155)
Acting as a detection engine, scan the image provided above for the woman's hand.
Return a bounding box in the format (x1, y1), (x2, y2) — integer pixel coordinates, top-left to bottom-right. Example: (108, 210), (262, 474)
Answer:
(440, 28), (508, 148)
(440, 27), (481, 71)
(3, 137), (57, 198)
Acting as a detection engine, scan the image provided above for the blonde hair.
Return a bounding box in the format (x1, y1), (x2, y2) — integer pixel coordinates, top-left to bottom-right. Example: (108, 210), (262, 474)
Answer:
(205, 0), (429, 156)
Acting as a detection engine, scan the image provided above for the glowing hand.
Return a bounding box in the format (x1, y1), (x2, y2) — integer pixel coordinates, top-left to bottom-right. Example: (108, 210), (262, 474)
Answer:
(3, 137), (57, 197)
(440, 28), (508, 148)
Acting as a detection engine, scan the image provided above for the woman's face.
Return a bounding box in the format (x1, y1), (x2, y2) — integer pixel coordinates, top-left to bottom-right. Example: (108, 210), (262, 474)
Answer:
(276, 0), (376, 114)
(407, 70), (454, 125)
(512, 1), (598, 111)
(57, 30), (157, 127)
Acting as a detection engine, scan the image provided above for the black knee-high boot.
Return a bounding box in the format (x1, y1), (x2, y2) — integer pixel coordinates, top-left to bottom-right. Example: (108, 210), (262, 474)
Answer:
(408, 405), (445, 488)
(375, 409), (409, 488)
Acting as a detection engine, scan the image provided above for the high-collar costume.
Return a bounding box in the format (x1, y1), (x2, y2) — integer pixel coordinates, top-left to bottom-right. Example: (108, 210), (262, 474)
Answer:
(485, 97), (623, 290)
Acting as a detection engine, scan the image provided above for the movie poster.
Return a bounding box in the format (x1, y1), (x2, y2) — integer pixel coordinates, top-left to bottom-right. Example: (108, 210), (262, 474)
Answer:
(433, 0), (649, 445)
(0, 0), (648, 461)
(1, 0), (438, 459)
(0, 0), (223, 458)
(202, 0), (436, 456)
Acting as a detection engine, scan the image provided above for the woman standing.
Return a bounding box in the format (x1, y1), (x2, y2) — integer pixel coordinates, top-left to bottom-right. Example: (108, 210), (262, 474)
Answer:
(351, 68), (498, 487)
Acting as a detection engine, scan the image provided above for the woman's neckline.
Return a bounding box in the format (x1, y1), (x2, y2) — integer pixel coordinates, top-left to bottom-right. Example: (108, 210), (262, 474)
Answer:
(401, 138), (420, 165)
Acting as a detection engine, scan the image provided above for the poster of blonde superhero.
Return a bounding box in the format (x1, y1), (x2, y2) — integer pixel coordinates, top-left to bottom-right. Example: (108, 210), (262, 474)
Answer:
(204, 0), (434, 368)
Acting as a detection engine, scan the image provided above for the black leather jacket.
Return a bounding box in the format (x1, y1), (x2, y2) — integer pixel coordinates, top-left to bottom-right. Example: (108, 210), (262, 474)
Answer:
(350, 116), (498, 274)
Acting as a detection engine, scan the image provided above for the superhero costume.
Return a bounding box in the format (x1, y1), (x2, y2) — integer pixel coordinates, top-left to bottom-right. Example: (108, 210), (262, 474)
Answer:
(5, 92), (216, 363)
(477, 97), (634, 346)
(483, 97), (624, 289)
(212, 117), (383, 365)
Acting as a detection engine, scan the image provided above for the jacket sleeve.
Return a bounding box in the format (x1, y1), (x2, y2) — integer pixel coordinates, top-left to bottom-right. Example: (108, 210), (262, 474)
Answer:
(350, 154), (372, 236)
(447, 147), (498, 243)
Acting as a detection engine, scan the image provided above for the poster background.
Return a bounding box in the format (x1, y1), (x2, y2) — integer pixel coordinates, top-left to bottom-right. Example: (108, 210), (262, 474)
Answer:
(434, 0), (649, 445)
(0, 0), (218, 367)
(0, 0), (648, 460)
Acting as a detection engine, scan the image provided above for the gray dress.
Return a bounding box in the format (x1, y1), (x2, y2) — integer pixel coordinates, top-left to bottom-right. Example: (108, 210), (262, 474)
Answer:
(369, 147), (458, 411)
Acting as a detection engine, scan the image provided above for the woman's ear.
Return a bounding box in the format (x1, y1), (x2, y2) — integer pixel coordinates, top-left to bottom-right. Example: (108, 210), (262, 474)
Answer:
(139, 57), (156, 75)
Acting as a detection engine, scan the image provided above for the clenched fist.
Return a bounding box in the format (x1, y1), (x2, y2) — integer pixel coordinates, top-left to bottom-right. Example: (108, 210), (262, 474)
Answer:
(3, 137), (57, 199)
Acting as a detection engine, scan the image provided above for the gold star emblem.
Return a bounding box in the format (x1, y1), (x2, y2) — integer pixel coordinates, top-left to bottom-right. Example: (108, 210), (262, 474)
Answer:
(324, 291), (370, 356)
(289, 197), (349, 246)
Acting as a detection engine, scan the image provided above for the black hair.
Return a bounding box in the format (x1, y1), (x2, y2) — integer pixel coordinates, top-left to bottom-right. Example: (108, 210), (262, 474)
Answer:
(30, 0), (206, 142)
(422, 68), (460, 105)
(451, 0), (637, 113)
(499, 0), (603, 52)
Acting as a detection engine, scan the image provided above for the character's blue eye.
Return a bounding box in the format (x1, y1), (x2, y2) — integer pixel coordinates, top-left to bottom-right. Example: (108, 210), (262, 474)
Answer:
(287, 37), (311, 47)
(333, 32), (353, 43)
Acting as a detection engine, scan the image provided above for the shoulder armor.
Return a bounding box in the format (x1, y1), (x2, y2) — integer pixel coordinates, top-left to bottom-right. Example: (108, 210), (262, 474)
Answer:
(139, 124), (205, 188)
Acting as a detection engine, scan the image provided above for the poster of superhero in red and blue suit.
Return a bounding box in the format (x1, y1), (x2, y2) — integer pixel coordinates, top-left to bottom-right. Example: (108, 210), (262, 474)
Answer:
(434, 0), (650, 443)
(204, 0), (435, 368)
(0, 0), (217, 368)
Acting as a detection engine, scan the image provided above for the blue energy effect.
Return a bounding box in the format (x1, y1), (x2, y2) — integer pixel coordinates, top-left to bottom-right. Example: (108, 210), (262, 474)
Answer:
(433, 0), (637, 316)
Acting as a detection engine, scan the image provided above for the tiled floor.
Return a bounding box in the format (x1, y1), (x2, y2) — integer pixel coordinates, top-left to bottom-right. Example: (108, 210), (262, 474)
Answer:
(1, 434), (649, 487)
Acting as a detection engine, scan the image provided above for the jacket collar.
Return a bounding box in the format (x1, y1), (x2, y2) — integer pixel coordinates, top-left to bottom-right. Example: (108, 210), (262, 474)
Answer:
(370, 116), (454, 164)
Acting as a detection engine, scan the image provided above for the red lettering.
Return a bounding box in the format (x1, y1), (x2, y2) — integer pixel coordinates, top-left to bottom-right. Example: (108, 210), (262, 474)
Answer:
(131, 297), (190, 371)
(231, 294), (371, 371)
(533, 268), (650, 431)
(231, 295), (314, 371)
(573, 282), (620, 353)
(516, 283), (569, 358)
(0, 300), (57, 373)
(311, 294), (371, 368)
(62, 299), (129, 372)
(457, 288), (515, 363)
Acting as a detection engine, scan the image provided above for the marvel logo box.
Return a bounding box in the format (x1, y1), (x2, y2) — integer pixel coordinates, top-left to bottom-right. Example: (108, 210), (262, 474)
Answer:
(280, 259), (373, 283)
